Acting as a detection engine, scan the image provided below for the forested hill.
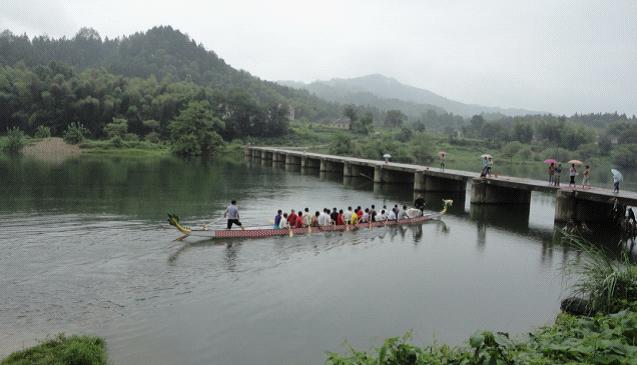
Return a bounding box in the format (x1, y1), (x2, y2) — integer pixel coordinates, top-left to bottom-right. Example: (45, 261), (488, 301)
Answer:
(280, 74), (542, 118)
(0, 26), (340, 123)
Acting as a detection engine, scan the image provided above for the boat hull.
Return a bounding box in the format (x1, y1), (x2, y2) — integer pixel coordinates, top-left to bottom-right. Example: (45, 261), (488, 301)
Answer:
(209, 213), (441, 239)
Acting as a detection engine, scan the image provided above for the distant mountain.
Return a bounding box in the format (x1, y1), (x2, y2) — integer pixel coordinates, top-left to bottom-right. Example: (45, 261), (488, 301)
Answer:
(279, 74), (542, 118)
(0, 26), (340, 122)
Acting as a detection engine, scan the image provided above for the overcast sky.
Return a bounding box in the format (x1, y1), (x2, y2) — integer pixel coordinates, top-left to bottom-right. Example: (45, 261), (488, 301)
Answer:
(2, 0), (636, 115)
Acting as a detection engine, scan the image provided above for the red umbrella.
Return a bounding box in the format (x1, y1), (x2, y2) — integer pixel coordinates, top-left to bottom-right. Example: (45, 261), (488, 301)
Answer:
(544, 159), (558, 164)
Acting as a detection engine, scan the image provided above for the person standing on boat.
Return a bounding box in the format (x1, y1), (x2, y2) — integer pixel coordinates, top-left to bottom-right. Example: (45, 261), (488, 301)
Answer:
(370, 205), (377, 222)
(274, 210), (282, 229)
(224, 200), (244, 230)
(414, 195), (426, 212)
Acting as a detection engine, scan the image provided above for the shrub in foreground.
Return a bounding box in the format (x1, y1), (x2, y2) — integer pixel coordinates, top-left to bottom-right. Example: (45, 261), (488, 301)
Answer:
(326, 310), (637, 364)
(34, 125), (51, 139)
(1, 334), (107, 365)
(63, 123), (90, 145)
(3, 127), (26, 153)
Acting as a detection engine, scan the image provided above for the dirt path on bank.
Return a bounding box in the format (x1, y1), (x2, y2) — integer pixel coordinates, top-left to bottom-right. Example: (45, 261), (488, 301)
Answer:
(23, 137), (81, 161)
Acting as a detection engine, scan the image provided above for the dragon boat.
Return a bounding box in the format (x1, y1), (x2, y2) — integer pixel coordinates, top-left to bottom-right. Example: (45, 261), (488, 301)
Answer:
(169, 199), (452, 240)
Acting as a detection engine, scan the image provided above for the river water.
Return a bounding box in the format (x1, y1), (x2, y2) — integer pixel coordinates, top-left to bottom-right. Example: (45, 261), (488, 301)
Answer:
(0, 154), (622, 364)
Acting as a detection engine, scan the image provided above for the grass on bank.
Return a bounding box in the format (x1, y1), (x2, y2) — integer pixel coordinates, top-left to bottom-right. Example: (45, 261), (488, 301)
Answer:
(1, 334), (106, 365)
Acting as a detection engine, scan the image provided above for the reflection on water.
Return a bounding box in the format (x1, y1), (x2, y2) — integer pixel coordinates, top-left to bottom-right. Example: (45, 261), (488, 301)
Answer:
(0, 154), (620, 365)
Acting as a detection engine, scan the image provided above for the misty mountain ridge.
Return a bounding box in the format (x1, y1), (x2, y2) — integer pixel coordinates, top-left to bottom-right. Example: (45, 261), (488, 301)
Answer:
(279, 74), (543, 118)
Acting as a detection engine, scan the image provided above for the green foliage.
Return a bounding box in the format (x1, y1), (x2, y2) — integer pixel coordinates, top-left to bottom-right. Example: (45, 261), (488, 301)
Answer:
(576, 143), (600, 160)
(34, 125), (51, 139)
(384, 110), (406, 128)
(501, 141), (523, 160)
(408, 133), (435, 164)
(169, 100), (224, 156)
(1, 334), (107, 365)
(3, 127), (26, 153)
(326, 310), (637, 365)
(563, 233), (637, 314)
(103, 118), (128, 138)
(352, 112), (373, 135)
(63, 123), (89, 145)
(612, 144), (637, 168)
(329, 134), (355, 155)
(515, 145), (534, 161)
(396, 127), (413, 142)
(145, 131), (161, 143)
(110, 136), (124, 148)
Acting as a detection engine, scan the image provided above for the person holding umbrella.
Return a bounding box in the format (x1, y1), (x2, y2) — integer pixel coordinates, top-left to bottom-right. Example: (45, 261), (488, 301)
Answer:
(568, 160), (582, 188)
(612, 168), (623, 194)
(383, 153), (391, 164)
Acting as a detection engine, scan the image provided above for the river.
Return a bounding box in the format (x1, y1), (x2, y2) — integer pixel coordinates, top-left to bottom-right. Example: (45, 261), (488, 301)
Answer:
(0, 153), (624, 364)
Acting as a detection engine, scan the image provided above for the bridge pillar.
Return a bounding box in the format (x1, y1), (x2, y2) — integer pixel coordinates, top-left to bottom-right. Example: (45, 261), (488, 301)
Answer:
(470, 179), (531, 204)
(554, 190), (615, 223)
(285, 155), (301, 165)
(320, 159), (340, 172)
(301, 156), (319, 169)
(261, 151), (272, 160)
(414, 173), (467, 192)
(244, 148), (252, 157)
(343, 162), (361, 177)
(273, 152), (285, 163)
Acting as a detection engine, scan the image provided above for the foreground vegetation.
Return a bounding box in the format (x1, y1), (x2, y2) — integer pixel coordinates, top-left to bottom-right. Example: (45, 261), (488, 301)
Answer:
(327, 233), (637, 365)
(1, 334), (106, 365)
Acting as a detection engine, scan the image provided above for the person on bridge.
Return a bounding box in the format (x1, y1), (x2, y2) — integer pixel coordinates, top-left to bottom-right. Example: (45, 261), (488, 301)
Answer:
(569, 164), (578, 188)
(440, 152), (446, 171)
(582, 165), (591, 189)
(555, 164), (562, 187)
(548, 162), (555, 185)
(480, 156), (489, 178)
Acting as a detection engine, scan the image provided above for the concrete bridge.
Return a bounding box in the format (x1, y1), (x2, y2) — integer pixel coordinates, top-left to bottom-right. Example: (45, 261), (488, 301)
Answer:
(246, 146), (637, 224)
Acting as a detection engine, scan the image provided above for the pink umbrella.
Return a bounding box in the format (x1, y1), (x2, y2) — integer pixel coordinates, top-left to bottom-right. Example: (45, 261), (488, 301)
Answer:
(544, 159), (558, 164)
(568, 159), (583, 165)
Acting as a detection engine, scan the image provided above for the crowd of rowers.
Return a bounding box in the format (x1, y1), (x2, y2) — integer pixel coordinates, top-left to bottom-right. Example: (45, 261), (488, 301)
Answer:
(273, 197), (427, 229)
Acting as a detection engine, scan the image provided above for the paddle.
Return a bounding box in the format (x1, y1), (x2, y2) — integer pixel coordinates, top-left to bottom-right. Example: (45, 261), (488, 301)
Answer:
(202, 217), (225, 231)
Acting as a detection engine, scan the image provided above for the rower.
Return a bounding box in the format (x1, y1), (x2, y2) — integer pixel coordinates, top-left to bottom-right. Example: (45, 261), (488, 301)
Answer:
(224, 200), (245, 230)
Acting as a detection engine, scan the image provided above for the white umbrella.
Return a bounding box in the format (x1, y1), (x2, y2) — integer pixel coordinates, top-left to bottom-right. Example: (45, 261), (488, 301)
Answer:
(383, 153), (392, 159)
(480, 154), (492, 159)
(611, 169), (623, 182)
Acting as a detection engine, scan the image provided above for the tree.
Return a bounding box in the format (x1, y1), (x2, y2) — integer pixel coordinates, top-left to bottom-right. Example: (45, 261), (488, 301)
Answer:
(501, 141), (523, 162)
(329, 134), (354, 155)
(513, 122), (533, 143)
(384, 110), (406, 128)
(103, 118), (128, 138)
(352, 112), (373, 135)
(612, 144), (637, 168)
(169, 100), (224, 156)
(344, 105), (358, 131)
(397, 127), (413, 142)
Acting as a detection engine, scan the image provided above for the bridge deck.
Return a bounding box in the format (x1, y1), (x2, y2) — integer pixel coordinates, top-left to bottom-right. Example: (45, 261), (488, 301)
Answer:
(250, 147), (637, 206)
